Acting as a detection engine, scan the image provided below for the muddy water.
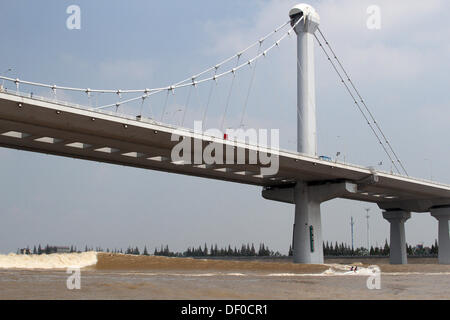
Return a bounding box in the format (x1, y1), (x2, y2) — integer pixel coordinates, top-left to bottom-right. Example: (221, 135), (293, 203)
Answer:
(0, 254), (449, 299)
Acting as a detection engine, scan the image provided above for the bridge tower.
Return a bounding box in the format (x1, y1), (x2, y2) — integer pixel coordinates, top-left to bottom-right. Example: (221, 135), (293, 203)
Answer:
(290, 4), (324, 264)
(263, 3), (357, 264)
(263, 3), (358, 264)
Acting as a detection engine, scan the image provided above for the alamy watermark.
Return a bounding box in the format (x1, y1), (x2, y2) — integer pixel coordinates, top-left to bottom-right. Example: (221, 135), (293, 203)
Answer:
(170, 121), (280, 176)
(66, 5), (81, 30)
(66, 267), (81, 290)
(366, 5), (381, 30)
(366, 265), (381, 290)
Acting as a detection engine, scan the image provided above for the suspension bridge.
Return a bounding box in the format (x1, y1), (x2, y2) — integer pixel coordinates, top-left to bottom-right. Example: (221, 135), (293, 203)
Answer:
(0, 3), (449, 264)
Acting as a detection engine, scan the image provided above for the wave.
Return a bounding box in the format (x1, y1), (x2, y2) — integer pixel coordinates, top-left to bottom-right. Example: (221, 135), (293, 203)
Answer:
(0, 252), (98, 269)
(102, 272), (248, 277)
(320, 263), (380, 276)
(2, 253), (447, 276)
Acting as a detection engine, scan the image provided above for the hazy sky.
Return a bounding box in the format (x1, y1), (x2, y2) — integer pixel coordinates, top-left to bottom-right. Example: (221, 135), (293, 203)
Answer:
(0, 0), (449, 254)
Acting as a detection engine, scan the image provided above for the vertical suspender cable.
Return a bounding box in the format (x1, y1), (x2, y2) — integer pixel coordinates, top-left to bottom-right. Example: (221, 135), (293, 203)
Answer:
(202, 69), (218, 130)
(220, 56), (241, 132)
(181, 82), (194, 127)
(160, 89), (170, 122)
(239, 43), (263, 128)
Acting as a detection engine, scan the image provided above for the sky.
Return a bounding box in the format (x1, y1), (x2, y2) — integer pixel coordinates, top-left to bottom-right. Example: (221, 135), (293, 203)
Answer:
(0, 0), (449, 254)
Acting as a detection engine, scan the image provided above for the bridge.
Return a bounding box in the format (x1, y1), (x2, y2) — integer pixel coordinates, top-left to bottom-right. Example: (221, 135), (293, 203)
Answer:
(0, 3), (449, 264)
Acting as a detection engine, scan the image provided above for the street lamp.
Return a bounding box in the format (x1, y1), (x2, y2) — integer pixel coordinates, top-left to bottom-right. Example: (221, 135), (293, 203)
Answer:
(166, 108), (183, 125)
(424, 158), (433, 181)
(365, 208), (370, 251)
(1, 68), (13, 88)
(335, 151), (342, 163)
(350, 216), (355, 252)
(336, 135), (346, 163)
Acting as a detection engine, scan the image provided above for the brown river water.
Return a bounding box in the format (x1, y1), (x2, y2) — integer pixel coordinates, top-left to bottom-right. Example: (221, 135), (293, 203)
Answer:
(0, 253), (449, 299)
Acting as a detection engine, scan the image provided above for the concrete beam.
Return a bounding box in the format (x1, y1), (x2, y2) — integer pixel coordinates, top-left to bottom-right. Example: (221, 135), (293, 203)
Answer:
(262, 185), (295, 204)
(378, 198), (450, 213)
(262, 181), (357, 204)
(309, 181), (358, 203)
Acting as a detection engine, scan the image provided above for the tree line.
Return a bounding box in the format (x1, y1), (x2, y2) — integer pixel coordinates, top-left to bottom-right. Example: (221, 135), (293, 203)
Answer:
(320, 239), (438, 257)
(154, 243), (279, 257)
(17, 240), (439, 257)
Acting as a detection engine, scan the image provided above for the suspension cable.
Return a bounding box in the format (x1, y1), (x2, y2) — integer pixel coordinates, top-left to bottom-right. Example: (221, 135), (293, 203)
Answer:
(0, 18), (303, 113)
(316, 27), (408, 176)
(0, 21), (291, 96)
(313, 32), (402, 175)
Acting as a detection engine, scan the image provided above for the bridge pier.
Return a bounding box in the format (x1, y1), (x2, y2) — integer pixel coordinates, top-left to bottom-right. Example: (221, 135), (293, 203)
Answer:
(430, 207), (450, 264)
(292, 182), (357, 263)
(293, 182), (323, 263)
(382, 210), (411, 264)
(263, 181), (357, 264)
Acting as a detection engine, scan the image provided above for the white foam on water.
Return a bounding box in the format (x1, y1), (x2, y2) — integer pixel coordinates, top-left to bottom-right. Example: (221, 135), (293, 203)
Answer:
(0, 252), (98, 269)
(265, 264), (380, 277)
(266, 273), (328, 277)
(382, 272), (450, 276)
(322, 264), (380, 276)
(111, 272), (247, 277)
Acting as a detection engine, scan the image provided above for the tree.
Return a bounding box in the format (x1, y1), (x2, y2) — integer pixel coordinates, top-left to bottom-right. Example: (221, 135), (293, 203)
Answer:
(250, 243), (256, 256)
(407, 244), (413, 256)
(431, 239), (438, 254)
(383, 239), (390, 256)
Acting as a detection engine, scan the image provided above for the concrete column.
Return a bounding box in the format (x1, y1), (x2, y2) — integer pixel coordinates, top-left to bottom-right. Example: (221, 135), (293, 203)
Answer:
(264, 181), (357, 264)
(430, 206), (450, 264)
(293, 182), (323, 263)
(382, 210), (411, 264)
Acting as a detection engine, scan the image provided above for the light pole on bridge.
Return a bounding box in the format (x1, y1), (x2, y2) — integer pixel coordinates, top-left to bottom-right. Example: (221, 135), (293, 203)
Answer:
(1, 68), (13, 89)
(365, 208), (371, 252)
(424, 158), (433, 181)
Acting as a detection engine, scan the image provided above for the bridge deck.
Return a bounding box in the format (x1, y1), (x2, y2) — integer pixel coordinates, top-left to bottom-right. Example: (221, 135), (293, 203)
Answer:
(1, 91), (449, 212)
